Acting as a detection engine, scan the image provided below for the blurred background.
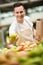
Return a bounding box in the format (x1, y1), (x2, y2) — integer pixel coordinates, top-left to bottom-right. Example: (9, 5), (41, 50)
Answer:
(0, 0), (43, 46)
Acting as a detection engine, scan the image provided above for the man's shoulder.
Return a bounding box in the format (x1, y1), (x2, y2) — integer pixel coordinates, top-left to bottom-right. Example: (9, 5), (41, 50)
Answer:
(24, 16), (31, 20)
(24, 16), (33, 27)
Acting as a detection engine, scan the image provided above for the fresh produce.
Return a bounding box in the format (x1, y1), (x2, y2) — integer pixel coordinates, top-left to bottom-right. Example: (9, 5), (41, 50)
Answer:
(0, 39), (43, 65)
(9, 33), (18, 39)
(18, 40), (43, 65)
(6, 33), (18, 45)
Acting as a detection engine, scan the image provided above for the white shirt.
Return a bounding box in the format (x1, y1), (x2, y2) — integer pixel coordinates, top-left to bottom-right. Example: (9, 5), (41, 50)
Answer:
(9, 16), (33, 43)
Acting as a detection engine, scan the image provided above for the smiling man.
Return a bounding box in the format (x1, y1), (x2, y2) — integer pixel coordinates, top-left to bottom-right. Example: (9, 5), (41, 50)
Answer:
(9, 3), (34, 45)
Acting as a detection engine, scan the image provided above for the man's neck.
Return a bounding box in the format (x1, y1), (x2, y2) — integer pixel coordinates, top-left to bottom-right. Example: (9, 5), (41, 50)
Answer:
(17, 20), (24, 24)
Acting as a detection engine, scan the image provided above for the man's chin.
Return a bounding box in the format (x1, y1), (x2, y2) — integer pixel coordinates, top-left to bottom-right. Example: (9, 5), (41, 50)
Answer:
(18, 19), (22, 21)
(17, 20), (23, 23)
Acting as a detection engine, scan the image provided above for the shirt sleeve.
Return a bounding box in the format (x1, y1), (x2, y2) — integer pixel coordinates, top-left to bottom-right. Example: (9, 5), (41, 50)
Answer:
(9, 22), (16, 36)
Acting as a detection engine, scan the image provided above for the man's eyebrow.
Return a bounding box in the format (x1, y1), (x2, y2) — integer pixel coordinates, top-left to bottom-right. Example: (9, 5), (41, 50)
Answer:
(20, 11), (23, 13)
(16, 11), (23, 13)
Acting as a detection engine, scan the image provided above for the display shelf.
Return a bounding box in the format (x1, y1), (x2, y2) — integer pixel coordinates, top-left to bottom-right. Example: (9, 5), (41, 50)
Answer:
(0, 1), (28, 8)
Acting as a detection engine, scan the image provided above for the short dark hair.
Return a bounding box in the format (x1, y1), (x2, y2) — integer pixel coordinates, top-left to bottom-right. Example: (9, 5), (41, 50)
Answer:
(13, 3), (25, 9)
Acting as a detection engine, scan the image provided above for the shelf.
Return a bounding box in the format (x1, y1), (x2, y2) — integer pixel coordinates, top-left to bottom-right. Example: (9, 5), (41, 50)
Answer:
(0, 1), (28, 8)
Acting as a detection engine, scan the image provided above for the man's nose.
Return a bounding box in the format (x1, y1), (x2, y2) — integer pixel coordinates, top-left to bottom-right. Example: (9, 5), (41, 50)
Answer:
(19, 13), (21, 16)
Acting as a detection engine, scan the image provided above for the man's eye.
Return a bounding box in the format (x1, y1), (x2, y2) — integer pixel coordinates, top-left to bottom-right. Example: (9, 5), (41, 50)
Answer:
(16, 12), (19, 14)
(20, 11), (23, 13)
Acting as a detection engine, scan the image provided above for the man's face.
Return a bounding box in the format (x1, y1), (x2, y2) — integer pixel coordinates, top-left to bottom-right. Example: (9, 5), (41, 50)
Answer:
(14, 6), (25, 23)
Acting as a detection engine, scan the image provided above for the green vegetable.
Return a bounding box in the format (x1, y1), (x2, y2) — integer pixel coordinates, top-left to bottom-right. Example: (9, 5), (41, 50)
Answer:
(9, 34), (17, 39)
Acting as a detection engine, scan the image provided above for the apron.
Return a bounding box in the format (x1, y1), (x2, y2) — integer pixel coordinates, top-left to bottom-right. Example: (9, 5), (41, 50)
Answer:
(16, 20), (33, 46)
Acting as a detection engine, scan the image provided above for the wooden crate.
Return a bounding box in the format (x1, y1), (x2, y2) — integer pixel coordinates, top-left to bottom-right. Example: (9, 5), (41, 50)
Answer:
(36, 19), (43, 41)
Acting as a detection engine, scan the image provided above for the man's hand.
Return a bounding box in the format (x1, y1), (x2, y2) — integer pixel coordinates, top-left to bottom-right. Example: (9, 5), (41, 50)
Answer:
(6, 35), (19, 44)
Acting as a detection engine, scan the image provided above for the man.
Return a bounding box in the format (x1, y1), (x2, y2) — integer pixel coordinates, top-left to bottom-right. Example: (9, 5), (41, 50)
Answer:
(9, 3), (35, 45)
